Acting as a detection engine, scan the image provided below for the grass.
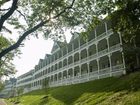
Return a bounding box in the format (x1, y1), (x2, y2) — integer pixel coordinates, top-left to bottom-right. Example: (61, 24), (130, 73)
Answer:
(6, 72), (140, 105)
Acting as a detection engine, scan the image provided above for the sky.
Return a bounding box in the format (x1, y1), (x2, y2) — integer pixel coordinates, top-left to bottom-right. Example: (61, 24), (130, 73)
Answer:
(12, 31), (71, 77)
(13, 36), (54, 77)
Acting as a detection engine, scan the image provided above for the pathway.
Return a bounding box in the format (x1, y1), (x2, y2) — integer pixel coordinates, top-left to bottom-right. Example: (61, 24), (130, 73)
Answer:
(0, 99), (7, 105)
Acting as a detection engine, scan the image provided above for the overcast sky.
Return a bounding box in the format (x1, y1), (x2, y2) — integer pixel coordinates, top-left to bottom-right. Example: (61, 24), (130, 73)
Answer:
(12, 31), (71, 77)
(13, 36), (54, 77)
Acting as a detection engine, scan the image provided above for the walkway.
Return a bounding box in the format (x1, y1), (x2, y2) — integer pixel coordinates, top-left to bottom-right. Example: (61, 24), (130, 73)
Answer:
(0, 99), (7, 105)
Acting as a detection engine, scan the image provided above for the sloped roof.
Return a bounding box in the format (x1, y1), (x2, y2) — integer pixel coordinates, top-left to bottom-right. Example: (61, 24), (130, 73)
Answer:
(69, 32), (79, 42)
(51, 41), (67, 53)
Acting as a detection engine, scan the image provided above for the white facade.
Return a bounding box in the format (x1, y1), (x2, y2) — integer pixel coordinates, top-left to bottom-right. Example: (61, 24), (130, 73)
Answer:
(16, 70), (33, 93)
(16, 21), (126, 92)
(0, 78), (16, 97)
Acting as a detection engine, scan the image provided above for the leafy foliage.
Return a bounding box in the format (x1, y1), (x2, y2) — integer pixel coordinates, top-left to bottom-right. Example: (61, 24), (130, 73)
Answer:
(0, 35), (19, 76)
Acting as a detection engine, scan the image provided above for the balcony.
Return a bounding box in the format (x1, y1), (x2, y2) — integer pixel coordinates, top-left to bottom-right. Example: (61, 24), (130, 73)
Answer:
(99, 67), (110, 75)
(109, 43), (121, 53)
(80, 43), (87, 50)
(98, 49), (108, 57)
(96, 31), (106, 40)
(112, 64), (124, 72)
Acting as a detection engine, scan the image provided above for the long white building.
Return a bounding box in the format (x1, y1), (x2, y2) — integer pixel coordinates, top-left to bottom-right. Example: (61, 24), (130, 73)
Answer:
(0, 78), (17, 97)
(16, 21), (126, 93)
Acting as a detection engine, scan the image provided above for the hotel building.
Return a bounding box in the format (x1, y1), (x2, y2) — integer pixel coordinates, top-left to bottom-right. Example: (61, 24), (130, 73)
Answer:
(16, 21), (126, 92)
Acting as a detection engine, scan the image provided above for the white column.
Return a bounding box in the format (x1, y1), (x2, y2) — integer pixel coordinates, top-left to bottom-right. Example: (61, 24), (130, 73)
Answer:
(95, 43), (98, 56)
(57, 74), (58, 83)
(53, 75), (55, 82)
(61, 50), (63, 67)
(78, 37), (80, 48)
(97, 59), (100, 79)
(87, 63), (90, 80)
(106, 37), (110, 51)
(105, 22), (108, 32)
(57, 63), (59, 71)
(79, 51), (81, 62)
(79, 66), (81, 77)
(118, 32), (126, 74)
(86, 48), (88, 59)
(66, 70), (68, 78)
(107, 37), (112, 76)
(108, 54), (112, 76)
(66, 46), (68, 55)
(73, 68), (74, 78)
(95, 29), (97, 39)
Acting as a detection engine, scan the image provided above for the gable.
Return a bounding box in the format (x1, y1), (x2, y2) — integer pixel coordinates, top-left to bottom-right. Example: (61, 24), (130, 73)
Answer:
(51, 42), (60, 53)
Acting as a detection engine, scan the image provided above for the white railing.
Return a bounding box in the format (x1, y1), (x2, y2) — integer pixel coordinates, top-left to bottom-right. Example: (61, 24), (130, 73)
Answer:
(89, 71), (98, 76)
(99, 67), (110, 75)
(88, 38), (96, 45)
(107, 29), (113, 35)
(49, 64), (124, 87)
(80, 43), (87, 49)
(74, 61), (80, 65)
(80, 57), (87, 63)
(96, 32), (106, 40)
(98, 48), (108, 56)
(88, 53), (97, 60)
(109, 43), (121, 52)
(74, 47), (79, 52)
(112, 64), (124, 71)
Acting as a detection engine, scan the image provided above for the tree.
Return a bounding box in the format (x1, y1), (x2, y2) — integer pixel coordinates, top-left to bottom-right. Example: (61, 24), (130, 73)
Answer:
(0, 0), (92, 58)
(0, 35), (19, 77)
(0, 0), (96, 75)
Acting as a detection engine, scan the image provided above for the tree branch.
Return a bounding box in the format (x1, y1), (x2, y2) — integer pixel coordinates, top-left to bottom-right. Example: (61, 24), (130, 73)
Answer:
(53, 0), (75, 19)
(0, 0), (18, 31)
(0, 8), (11, 11)
(0, 20), (48, 59)
(16, 9), (28, 25)
(0, 0), (76, 60)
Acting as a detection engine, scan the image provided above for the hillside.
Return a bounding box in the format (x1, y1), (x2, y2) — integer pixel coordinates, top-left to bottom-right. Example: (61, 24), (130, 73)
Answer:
(6, 72), (140, 105)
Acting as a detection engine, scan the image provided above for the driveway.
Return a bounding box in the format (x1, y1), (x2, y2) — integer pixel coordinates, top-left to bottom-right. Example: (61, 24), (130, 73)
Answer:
(0, 99), (7, 105)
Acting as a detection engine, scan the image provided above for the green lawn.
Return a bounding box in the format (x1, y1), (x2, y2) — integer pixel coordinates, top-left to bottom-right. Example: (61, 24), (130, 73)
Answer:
(6, 72), (140, 105)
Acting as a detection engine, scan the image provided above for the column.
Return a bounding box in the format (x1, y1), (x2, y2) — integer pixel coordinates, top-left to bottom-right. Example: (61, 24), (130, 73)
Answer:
(79, 66), (81, 77)
(86, 48), (88, 60)
(95, 43), (98, 56)
(72, 43), (74, 65)
(73, 68), (74, 78)
(87, 63), (90, 80)
(79, 51), (81, 62)
(61, 50), (63, 68)
(108, 54), (112, 76)
(105, 22), (108, 32)
(61, 72), (63, 84)
(79, 66), (81, 83)
(78, 37), (80, 48)
(118, 32), (126, 74)
(107, 37), (112, 75)
(97, 59), (100, 79)
(57, 74), (58, 83)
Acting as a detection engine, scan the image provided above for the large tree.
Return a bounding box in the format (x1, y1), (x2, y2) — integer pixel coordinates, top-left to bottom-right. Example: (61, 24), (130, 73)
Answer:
(0, 0), (96, 59)
(0, 0), (96, 76)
